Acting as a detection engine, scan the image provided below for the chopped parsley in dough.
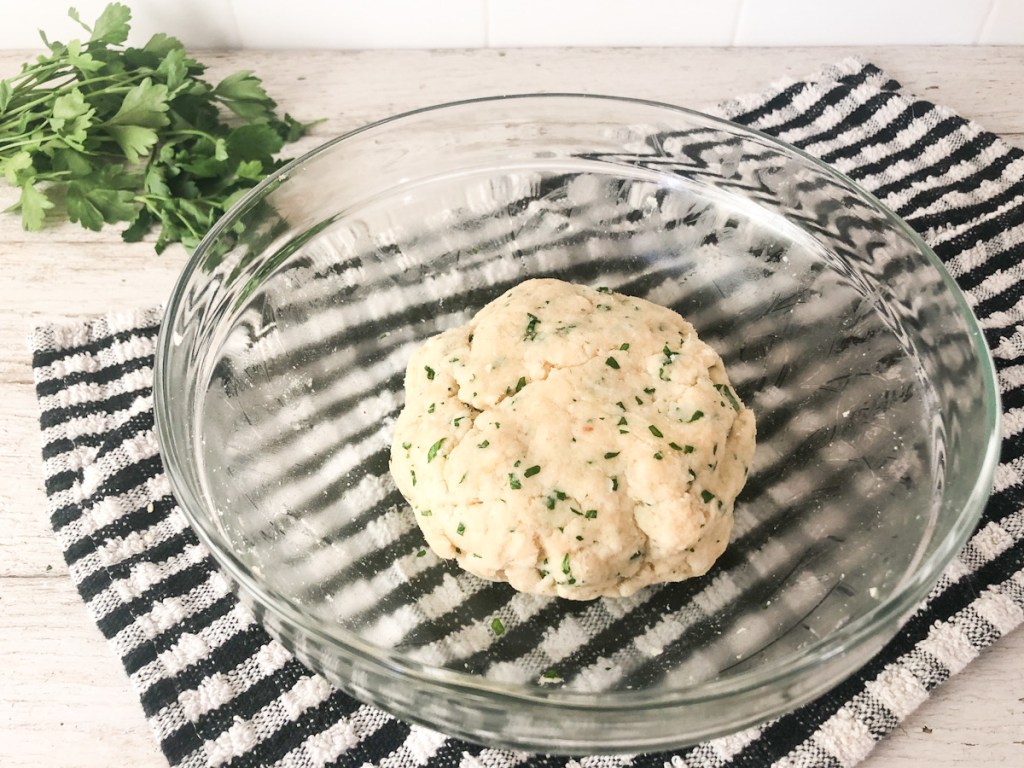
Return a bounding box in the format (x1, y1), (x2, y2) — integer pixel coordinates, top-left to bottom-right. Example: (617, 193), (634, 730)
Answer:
(389, 278), (756, 600)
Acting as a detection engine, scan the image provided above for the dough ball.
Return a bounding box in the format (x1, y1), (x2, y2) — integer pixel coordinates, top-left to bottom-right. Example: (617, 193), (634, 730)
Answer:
(390, 278), (755, 600)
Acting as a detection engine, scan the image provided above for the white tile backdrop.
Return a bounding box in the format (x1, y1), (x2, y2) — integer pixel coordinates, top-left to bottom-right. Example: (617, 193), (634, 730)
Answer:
(0, 0), (1019, 49)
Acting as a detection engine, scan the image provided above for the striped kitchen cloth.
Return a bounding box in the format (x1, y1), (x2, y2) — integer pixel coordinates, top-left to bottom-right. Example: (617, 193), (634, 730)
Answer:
(31, 58), (1024, 768)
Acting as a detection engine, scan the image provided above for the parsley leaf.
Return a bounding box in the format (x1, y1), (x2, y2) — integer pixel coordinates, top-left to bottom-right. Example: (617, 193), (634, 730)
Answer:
(107, 125), (159, 164)
(84, 2), (132, 44)
(215, 70), (276, 121)
(17, 183), (54, 230)
(107, 78), (171, 129)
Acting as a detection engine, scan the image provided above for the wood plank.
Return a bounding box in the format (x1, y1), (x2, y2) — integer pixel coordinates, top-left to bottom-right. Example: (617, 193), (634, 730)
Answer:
(865, 628), (1024, 766)
(0, 578), (166, 767)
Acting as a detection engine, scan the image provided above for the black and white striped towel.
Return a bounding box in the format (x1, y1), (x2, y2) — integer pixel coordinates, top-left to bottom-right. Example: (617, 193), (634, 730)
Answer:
(31, 58), (1024, 768)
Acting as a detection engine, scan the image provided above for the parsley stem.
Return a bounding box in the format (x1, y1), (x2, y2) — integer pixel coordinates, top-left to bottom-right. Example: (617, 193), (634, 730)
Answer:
(172, 208), (202, 238)
(7, 66), (69, 90)
(0, 71), (148, 131)
(0, 137), (53, 152)
(168, 128), (221, 143)
(0, 87), (73, 127)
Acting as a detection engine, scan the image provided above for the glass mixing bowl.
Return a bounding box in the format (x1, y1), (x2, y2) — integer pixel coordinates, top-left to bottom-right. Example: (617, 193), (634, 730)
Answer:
(153, 94), (1000, 754)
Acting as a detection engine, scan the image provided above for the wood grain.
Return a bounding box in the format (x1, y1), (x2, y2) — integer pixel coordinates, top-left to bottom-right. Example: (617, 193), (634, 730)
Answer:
(0, 47), (1021, 768)
(0, 579), (165, 767)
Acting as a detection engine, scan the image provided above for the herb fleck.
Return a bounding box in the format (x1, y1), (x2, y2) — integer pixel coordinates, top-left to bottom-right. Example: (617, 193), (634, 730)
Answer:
(714, 383), (742, 412)
(616, 401), (626, 411)
(411, 470), (417, 486)
(524, 465), (541, 478)
(644, 387), (656, 395)
(427, 403), (435, 414)
(619, 342), (630, 351)
(417, 549), (426, 557)
(654, 451), (664, 460)
(596, 286), (612, 294)
(477, 439), (490, 448)
(420, 508), (431, 516)
(635, 395), (644, 406)
(701, 490), (716, 503)
(509, 474), (522, 490)
(618, 416), (628, 426)
(561, 554), (571, 575)
(427, 438), (445, 462)
(611, 476), (619, 491)
(491, 617), (506, 635)
(584, 509), (597, 519)
(401, 442), (411, 450)
(515, 376), (526, 393)
(424, 365), (435, 380)
(604, 451), (620, 459)
(605, 356), (620, 369)
(648, 425), (664, 438)
(544, 493), (569, 512)
(687, 410), (705, 422)
(524, 313), (540, 341)
(456, 522), (465, 535)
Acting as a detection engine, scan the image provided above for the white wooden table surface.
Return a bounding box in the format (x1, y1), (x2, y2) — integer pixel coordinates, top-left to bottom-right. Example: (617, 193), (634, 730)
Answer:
(1, 46), (1022, 767)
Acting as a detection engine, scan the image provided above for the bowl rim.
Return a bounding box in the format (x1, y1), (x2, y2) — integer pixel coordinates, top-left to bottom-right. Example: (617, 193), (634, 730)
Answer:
(154, 92), (1002, 719)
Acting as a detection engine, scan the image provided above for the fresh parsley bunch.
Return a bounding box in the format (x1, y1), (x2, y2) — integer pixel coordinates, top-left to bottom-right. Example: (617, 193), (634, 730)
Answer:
(0, 3), (313, 252)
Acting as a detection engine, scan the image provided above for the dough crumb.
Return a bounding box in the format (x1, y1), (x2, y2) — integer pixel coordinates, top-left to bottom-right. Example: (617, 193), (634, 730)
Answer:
(390, 278), (755, 600)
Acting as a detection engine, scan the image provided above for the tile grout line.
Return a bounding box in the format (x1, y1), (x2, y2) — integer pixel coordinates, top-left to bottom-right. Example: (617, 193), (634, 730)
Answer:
(484, 0), (492, 48)
(976, 0), (1001, 44)
(730, 0), (747, 46)
(223, 0), (245, 49)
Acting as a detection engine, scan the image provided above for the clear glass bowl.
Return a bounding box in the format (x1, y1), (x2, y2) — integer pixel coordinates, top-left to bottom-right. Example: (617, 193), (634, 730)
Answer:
(154, 95), (1000, 754)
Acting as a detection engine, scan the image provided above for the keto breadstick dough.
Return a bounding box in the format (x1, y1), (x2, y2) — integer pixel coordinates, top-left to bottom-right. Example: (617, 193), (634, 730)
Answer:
(390, 278), (755, 600)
